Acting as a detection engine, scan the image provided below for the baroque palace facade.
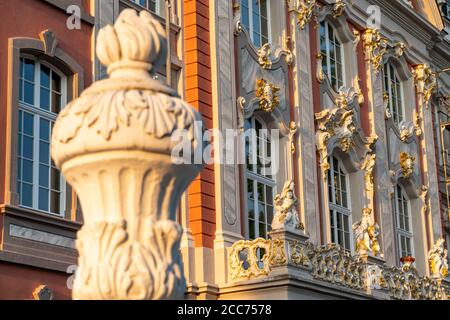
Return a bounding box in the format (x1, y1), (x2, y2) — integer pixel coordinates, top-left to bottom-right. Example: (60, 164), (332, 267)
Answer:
(0, 0), (449, 300)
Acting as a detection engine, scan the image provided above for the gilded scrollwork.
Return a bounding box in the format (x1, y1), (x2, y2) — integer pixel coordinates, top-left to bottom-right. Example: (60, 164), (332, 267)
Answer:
(270, 239), (287, 267)
(400, 152), (415, 178)
(361, 153), (376, 192)
(393, 42), (406, 58)
(289, 121), (298, 154)
(290, 241), (313, 268)
(332, 0), (346, 18)
(289, 0), (317, 30)
(229, 238), (271, 280)
(316, 53), (325, 83)
(362, 28), (388, 74)
(413, 64), (437, 107)
(258, 43), (272, 69)
(255, 79), (280, 112)
(399, 125), (413, 142)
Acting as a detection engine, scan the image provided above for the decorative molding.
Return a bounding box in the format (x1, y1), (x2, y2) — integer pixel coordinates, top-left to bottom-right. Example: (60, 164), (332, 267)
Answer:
(331, 0), (346, 18)
(399, 125), (413, 142)
(288, 0), (318, 30)
(316, 53), (325, 83)
(258, 43), (272, 69)
(393, 42), (406, 58)
(361, 153), (376, 192)
(38, 29), (58, 57)
(51, 9), (202, 300)
(32, 285), (55, 300)
(362, 28), (388, 74)
(400, 152), (415, 178)
(255, 79), (280, 113)
(413, 64), (437, 108)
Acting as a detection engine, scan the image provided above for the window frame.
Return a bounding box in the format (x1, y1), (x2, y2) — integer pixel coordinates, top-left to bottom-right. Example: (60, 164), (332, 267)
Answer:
(240, 0), (272, 48)
(244, 116), (275, 240)
(327, 155), (353, 251)
(319, 20), (345, 91)
(130, 0), (160, 15)
(394, 185), (414, 259)
(383, 63), (405, 127)
(17, 55), (67, 217)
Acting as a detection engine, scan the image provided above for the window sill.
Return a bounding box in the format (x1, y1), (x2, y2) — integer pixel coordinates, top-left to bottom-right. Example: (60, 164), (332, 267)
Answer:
(0, 204), (81, 272)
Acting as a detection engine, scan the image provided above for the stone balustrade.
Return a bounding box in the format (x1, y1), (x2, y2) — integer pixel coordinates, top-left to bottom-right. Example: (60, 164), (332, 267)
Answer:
(228, 236), (449, 300)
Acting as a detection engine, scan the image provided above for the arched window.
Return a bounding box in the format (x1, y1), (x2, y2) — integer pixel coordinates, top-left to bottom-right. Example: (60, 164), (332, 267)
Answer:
(383, 63), (404, 126)
(394, 185), (414, 258)
(240, 0), (270, 48)
(17, 56), (66, 216)
(327, 155), (352, 250)
(320, 21), (344, 91)
(244, 117), (274, 239)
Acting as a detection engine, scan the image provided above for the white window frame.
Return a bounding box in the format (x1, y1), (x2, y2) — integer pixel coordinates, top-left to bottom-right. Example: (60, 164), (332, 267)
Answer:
(319, 20), (346, 91)
(244, 116), (275, 240)
(394, 185), (414, 259)
(383, 63), (405, 127)
(240, 0), (272, 48)
(17, 55), (67, 217)
(328, 155), (353, 251)
(131, 0), (160, 15)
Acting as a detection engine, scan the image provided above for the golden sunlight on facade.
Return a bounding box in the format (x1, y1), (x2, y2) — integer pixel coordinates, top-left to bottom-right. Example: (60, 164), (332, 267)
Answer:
(0, 0), (449, 300)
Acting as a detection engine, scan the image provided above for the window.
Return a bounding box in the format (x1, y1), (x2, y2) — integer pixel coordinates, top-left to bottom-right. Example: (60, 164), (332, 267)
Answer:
(17, 57), (66, 216)
(320, 21), (344, 91)
(240, 0), (270, 48)
(131, 0), (158, 14)
(245, 117), (274, 239)
(383, 63), (404, 126)
(394, 185), (413, 258)
(327, 156), (352, 250)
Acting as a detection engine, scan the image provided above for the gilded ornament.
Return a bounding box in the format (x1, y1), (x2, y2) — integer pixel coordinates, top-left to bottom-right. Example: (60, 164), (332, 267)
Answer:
(258, 43), (272, 69)
(362, 28), (388, 73)
(272, 181), (301, 230)
(400, 152), (415, 178)
(428, 238), (449, 279)
(255, 79), (280, 112)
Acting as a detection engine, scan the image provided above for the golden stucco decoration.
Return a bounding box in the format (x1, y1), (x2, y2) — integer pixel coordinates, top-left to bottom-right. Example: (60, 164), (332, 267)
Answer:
(291, 0), (317, 30)
(413, 64), (437, 107)
(229, 238), (271, 280)
(258, 43), (272, 69)
(400, 152), (415, 178)
(255, 79), (280, 112)
(428, 238), (449, 279)
(362, 28), (388, 74)
(352, 208), (382, 257)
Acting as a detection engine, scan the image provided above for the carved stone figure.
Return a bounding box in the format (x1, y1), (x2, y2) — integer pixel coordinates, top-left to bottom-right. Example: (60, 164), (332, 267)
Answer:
(400, 152), (415, 178)
(352, 208), (381, 257)
(255, 79), (280, 112)
(272, 181), (301, 230)
(51, 9), (202, 299)
(258, 43), (272, 69)
(428, 238), (449, 279)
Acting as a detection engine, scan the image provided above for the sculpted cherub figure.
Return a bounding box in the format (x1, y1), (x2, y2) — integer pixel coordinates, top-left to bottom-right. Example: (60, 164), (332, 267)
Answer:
(271, 180), (301, 230)
(428, 238), (449, 279)
(352, 208), (381, 257)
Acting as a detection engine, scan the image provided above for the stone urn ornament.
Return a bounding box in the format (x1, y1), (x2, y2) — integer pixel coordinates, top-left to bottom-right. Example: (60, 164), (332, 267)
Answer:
(51, 9), (203, 299)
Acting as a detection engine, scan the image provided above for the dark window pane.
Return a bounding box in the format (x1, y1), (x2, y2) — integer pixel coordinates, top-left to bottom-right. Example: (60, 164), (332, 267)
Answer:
(51, 70), (61, 92)
(249, 219), (255, 239)
(23, 112), (34, 135)
(51, 167), (60, 191)
(24, 81), (34, 104)
(40, 87), (50, 110)
(19, 79), (23, 101)
(39, 164), (49, 188)
(51, 92), (61, 114)
(266, 205), (273, 225)
(38, 187), (49, 211)
(266, 186), (273, 204)
(23, 59), (34, 81)
(258, 202), (265, 222)
(257, 182), (264, 202)
(247, 179), (254, 199)
(50, 191), (60, 214)
(39, 141), (50, 164)
(40, 65), (50, 88)
(22, 159), (33, 183)
(259, 222), (266, 239)
(23, 136), (33, 159)
(40, 119), (50, 142)
(21, 183), (33, 207)
(248, 198), (254, 219)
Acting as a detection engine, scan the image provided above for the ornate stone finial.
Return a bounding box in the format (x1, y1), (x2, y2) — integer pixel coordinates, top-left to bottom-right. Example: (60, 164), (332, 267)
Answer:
(32, 285), (55, 300)
(255, 79), (280, 112)
(352, 208), (382, 257)
(362, 28), (388, 74)
(413, 64), (437, 107)
(272, 181), (302, 231)
(51, 9), (203, 300)
(400, 152), (415, 178)
(428, 238), (449, 279)
(39, 29), (58, 57)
